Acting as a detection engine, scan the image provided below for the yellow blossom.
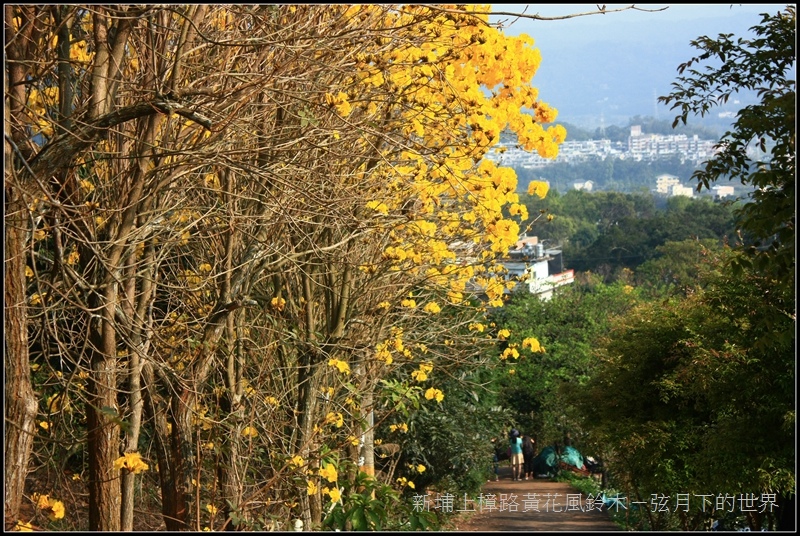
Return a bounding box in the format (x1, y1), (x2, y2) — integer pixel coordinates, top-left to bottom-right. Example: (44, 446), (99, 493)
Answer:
(522, 337), (543, 353)
(318, 463), (338, 483)
(528, 180), (550, 199)
(46, 392), (69, 414)
(307, 480), (318, 496)
(113, 452), (149, 474)
(242, 426), (259, 438)
(416, 464), (426, 473)
(410, 369), (428, 382)
(206, 504), (218, 515)
(38, 421), (49, 430)
(424, 388), (444, 403)
(396, 477), (415, 489)
(389, 423), (409, 433)
(497, 329), (511, 340)
(270, 297), (286, 312)
(32, 494), (65, 520)
(366, 200), (389, 215)
(66, 250), (80, 265)
(323, 412), (344, 428)
(289, 455), (305, 469)
(327, 358), (350, 374)
(326, 486), (342, 503)
(15, 520), (34, 531)
(423, 302), (441, 314)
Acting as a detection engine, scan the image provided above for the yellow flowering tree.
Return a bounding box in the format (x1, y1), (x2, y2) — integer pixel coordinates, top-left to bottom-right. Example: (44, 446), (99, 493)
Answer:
(5, 4), (574, 531)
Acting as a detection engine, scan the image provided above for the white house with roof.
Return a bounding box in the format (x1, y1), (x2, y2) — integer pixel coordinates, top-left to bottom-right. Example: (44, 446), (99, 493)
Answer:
(500, 236), (574, 301)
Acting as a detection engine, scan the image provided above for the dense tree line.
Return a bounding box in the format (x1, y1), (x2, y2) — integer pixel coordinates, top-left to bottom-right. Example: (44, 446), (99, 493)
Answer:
(516, 189), (739, 282)
(515, 154), (705, 194)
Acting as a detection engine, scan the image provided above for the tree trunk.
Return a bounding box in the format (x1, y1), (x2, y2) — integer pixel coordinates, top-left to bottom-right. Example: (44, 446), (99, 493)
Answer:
(86, 298), (122, 531)
(3, 193), (38, 530)
(120, 245), (155, 530)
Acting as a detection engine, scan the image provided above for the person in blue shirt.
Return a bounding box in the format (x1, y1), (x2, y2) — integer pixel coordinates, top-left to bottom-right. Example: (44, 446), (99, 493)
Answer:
(509, 429), (523, 481)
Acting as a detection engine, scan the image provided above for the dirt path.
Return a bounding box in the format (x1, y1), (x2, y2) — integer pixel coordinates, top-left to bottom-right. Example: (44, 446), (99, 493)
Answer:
(453, 465), (621, 532)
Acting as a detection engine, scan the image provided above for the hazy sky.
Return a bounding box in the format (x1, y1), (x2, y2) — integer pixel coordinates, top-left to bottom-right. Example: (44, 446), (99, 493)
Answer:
(491, 4), (785, 26)
(488, 4), (788, 128)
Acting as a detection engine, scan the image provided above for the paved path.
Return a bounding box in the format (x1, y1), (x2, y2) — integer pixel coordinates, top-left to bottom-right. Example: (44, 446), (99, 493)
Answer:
(455, 465), (621, 532)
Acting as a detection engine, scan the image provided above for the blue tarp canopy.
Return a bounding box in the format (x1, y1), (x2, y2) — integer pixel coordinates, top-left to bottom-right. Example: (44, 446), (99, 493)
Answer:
(533, 445), (586, 476)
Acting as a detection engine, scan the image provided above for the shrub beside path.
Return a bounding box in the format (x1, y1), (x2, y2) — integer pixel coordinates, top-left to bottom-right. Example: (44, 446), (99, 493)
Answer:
(454, 465), (622, 532)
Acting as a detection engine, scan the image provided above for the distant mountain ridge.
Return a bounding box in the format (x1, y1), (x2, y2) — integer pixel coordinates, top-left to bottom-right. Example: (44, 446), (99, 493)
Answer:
(503, 8), (772, 130)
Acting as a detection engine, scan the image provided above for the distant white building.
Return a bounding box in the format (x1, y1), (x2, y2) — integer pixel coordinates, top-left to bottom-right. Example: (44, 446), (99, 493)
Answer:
(669, 184), (694, 198)
(711, 185), (735, 198)
(573, 180), (594, 192)
(500, 236), (574, 301)
(656, 174), (681, 194)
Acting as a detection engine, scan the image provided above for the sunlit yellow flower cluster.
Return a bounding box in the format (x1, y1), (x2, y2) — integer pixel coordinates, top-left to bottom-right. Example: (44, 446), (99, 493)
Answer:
(327, 358), (350, 374)
(323, 412), (344, 428)
(324, 486), (342, 503)
(522, 337), (544, 353)
(424, 388), (444, 403)
(410, 362), (434, 382)
(396, 476), (415, 489)
(32, 493), (65, 520)
(423, 301), (441, 314)
(501, 346), (520, 360)
(389, 422), (409, 433)
(113, 452), (149, 474)
(408, 463), (426, 474)
(318, 463), (338, 483)
(270, 297), (286, 312)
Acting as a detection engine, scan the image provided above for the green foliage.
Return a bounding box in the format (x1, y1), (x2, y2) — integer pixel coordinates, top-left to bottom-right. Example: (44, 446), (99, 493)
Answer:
(660, 6), (795, 294)
(634, 238), (731, 297)
(489, 280), (641, 448)
(322, 466), (408, 531)
(386, 367), (509, 499)
(573, 253), (794, 530)
(524, 190), (738, 282)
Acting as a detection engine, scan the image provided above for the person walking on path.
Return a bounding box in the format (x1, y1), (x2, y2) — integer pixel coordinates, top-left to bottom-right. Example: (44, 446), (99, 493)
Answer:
(521, 434), (536, 480)
(509, 429), (524, 481)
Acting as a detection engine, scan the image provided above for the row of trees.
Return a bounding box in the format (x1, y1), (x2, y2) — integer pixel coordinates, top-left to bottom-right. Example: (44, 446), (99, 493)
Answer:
(5, 5), (565, 531)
